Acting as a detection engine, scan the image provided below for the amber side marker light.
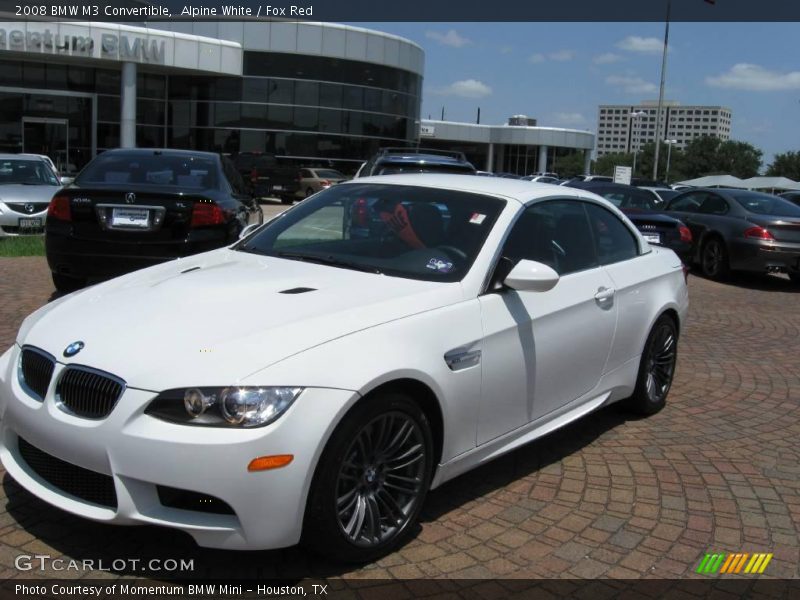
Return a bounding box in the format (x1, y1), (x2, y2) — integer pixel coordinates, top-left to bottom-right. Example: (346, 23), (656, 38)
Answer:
(248, 455), (294, 472)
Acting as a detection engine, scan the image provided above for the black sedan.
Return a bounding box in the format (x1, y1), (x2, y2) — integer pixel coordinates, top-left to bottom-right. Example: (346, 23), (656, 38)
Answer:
(566, 181), (692, 262)
(779, 191), (800, 206)
(664, 188), (800, 282)
(46, 149), (262, 291)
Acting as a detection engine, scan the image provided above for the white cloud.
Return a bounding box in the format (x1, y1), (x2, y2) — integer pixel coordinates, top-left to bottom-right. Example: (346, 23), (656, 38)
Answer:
(553, 112), (587, 126)
(706, 63), (800, 91)
(549, 49), (575, 62)
(425, 29), (472, 48)
(616, 36), (665, 54)
(528, 50), (575, 64)
(433, 79), (493, 98)
(605, 75), (658, 94)
(593, 52), (623, 65)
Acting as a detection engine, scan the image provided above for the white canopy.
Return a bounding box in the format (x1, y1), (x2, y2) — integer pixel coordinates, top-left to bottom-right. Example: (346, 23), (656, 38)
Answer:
(676, 175), (749, 188)
(741, 177), (800, 191)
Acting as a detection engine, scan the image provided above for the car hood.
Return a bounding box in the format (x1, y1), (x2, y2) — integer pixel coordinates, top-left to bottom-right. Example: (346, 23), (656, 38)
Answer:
(0, 184), (59, 204)
(19, 249), (464, 391)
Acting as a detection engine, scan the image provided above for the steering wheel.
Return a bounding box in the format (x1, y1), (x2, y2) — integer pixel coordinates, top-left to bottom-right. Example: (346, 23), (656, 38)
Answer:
(436, 245), (468, 261)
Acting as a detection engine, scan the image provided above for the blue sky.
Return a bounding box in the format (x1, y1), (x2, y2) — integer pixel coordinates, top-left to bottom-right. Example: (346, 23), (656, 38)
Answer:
(351, 22), (800, 168)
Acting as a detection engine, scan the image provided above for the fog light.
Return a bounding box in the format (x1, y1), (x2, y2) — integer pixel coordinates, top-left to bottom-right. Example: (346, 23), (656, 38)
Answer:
(248, 455), (294, 472)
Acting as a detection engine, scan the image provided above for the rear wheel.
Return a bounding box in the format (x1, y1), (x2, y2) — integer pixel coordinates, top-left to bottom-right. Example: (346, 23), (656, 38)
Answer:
(280, 196), (294, 205)
(51, 272), (86, 293)
(701, 237), (730, 280)
(626, 315), (678, 416)
(789, 273), (800, 285)
(303, 392), (434, 563)
(306, 187), (315, 198)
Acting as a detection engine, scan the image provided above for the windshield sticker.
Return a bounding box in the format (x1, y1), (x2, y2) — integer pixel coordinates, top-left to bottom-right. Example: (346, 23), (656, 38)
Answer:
(426, 258), (454, 273)
(469, 213), (487, 225)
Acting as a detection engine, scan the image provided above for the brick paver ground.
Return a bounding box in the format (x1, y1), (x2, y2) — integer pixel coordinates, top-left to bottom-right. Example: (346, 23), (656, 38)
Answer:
(0, 257), (798, 581)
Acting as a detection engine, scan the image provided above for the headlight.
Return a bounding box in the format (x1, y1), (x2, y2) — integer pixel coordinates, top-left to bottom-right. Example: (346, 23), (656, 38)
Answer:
(145, 386), (303, 428)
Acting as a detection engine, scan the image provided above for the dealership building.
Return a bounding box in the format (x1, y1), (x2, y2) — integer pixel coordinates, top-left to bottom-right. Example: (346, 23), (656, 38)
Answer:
(0, 18), (593, 175)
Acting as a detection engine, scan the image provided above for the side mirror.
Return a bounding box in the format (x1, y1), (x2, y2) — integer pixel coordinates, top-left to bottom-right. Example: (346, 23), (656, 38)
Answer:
(503, 259), (560, 292)
(239, 223), (260, 240)
(59, 176), (74, 186)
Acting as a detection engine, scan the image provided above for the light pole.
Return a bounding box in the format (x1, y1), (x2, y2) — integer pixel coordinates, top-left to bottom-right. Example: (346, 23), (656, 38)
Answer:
(652, 0), (672, 180)
(664, 139), (678, 183)
(629, 111), (646, 175)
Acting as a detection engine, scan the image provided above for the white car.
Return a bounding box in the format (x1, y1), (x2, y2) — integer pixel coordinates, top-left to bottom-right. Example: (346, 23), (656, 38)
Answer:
(0, 175), (688, 562)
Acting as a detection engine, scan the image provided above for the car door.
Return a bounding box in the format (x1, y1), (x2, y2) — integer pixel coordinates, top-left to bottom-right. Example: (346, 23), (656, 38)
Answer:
(665, 192), (707, 253)
(692, 193), (731, 245)
(477, 199), (618, 445)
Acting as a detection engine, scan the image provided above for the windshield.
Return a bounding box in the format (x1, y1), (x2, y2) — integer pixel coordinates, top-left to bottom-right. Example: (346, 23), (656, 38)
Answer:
(731, 192), (800, 217)
(236, 183), (505, 282)
(0, 159), (59, 186)
(593, 189), (658, 210)
(376, 164), (475, 176)
(77, 153), (219, 189)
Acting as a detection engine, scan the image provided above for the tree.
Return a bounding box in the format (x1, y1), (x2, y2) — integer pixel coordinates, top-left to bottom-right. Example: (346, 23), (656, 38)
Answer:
(552, 151), (586, 178)
(766, 151), (800, 181)
(594, 152), (633, 176)
(681, 136), (762, 179)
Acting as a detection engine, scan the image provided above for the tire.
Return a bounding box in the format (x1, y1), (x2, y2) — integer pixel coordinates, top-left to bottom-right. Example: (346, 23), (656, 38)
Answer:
(280, 196), (294, 205)
(626, 315), (679, 416)
(303, 392), (434, 563)
(700, 237), (730, 280)
(306, 187), (315, 198)
(51, 272), (86, 293)
(789, 273), (800, 285)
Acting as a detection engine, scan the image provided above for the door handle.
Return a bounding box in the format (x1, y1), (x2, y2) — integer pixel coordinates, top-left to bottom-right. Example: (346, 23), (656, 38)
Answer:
(594, 287), (615, 303)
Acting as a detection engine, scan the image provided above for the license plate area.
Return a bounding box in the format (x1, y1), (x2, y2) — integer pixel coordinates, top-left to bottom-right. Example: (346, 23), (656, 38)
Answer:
(18, 218), (42, 229)
(642, 233), (661, 244)
(96, 205), (166, 231)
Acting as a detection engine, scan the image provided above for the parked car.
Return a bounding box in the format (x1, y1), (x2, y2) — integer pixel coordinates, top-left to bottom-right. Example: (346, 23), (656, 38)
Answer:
(45, 148), (262, 292)
(566, 181), (692, 261)
(1, 174), (687, 562)
(523, 175), (560, 184)
(355, 147), (476, 178)
(779, 191), (800, 206)
(638, 186), (680, 206)
(295, 167), (348, 199)
(0, 154), (62, 238)
(564, 175), (613, 184)
(664, 188), (800, 282)
(231, 152), (300, 204)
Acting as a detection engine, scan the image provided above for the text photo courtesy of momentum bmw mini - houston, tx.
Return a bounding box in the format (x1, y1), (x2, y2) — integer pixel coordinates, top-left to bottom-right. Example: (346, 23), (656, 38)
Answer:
(0, 0), (800, 597)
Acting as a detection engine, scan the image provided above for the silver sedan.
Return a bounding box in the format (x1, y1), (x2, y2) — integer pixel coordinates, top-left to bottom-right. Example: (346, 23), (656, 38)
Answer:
(0, 155), (61, 238)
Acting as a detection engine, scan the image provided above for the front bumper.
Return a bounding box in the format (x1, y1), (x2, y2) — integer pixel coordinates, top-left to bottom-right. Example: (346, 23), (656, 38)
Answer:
(728, 238), (800, 274)
(0, 209), (47, 237)
(0, 344), (358, 550)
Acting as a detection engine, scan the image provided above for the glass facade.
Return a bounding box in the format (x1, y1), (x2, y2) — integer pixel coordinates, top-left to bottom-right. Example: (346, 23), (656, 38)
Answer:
(0, 51), (421, 175)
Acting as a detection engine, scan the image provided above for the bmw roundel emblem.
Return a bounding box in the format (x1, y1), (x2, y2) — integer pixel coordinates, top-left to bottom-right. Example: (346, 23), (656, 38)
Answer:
(63, 341), (85, 357)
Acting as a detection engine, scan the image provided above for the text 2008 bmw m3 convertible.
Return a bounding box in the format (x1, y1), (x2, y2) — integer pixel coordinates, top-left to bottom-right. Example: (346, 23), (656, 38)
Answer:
(0, 174), (688, 562)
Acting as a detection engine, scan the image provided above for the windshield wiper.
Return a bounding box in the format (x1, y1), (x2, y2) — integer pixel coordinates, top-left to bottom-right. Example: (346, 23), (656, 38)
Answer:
(277, 251), (383, 274)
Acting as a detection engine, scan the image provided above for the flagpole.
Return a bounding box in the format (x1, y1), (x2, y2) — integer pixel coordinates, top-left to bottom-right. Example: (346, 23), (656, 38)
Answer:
(652, 0), (671, 181)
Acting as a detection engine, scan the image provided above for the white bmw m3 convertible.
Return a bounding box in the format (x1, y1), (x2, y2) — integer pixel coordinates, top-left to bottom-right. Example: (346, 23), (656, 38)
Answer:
(0, 174), (688, 562)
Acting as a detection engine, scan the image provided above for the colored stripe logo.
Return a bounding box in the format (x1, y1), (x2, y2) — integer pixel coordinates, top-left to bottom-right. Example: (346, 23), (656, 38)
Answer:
(696, 552), (772, 574)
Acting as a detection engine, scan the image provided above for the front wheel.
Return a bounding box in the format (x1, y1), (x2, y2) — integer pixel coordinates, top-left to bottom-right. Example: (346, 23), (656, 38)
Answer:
(303, 392), (434, 563)
(788, 272), (800, 285)
(51, 272), (86, 293)
(626, 315), (679, 416)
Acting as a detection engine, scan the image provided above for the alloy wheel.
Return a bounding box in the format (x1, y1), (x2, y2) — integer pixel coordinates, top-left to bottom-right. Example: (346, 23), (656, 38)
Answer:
(703, 240), (722, 276)
(645, 322), (677, 403)
(335, 412), (426, 547)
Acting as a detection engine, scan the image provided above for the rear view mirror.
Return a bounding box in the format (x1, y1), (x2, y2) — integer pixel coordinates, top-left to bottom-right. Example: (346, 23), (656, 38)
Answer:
(504, 259), (560, 292)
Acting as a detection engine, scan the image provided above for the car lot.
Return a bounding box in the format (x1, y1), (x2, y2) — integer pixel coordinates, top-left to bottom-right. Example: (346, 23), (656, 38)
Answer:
(0, 236), (798, 578)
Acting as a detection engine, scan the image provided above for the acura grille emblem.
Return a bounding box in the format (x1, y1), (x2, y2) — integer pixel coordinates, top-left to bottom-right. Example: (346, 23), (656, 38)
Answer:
(63, 341), (85, 357)
(125, 192), (136, 204)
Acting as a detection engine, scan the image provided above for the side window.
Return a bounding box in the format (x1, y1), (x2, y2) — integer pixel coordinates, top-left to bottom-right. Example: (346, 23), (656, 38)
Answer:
(698, 194), (729, 215)
(221, 156), (247, 196)
(300, 169), (312, 178)
(584, 203), (639, 265)
(502, 200), (598, 276)
(667, 192), (703, 212)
